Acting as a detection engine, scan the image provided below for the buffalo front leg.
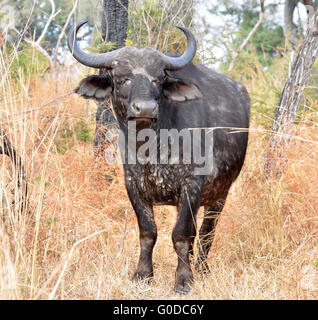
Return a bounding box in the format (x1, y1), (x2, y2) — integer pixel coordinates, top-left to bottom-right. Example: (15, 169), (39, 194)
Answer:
(126, 185), (157, 282)
(172, 185), (202, 294)
(195, 198), (226, 274)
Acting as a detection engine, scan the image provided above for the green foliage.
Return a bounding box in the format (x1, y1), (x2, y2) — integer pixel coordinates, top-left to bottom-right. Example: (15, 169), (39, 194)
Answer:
(46, 217), (58, 226)
(96, 41), (117, 53)
(87, 39), (117, 54)
(75, 121), (92, 142)
(55, 120), (92, 154)
(126, 0), (194, 52)
(235, 5), (284, 66)
(6, 0), (99, 54)
(231, 42), (318, 129)
(211, 0), (284, 68)
(228, 44), (288, 129)
(10, 43), (49, 80)
(127, 0), (162, 48)
(55, 123), (74, 154)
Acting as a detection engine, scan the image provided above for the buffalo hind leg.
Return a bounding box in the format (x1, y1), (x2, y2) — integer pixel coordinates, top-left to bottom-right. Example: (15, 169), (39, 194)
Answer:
(126, 186), (157, 282)
(195, 198), (226, 274)
(172, 185), (202, 294)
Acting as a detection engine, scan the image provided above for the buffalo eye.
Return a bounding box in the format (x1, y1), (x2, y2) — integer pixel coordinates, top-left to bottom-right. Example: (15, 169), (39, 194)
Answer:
(151, 79), (160, 86)
(116, 78), (131, 86)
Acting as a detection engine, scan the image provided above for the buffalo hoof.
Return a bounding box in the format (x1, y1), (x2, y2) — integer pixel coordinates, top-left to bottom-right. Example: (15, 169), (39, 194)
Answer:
(174, 274), (193, 295)
(174, 281), (191, 295)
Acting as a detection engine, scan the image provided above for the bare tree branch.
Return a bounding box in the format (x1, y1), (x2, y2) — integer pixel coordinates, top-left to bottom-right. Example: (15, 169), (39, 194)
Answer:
(53, 0), (79, 66)
(228, 0), (265, 72)
(22, 0), (61, 70)
(23, 36), (54, 69)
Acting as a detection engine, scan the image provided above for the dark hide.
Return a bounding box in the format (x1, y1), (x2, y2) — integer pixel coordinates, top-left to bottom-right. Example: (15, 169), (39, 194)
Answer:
(75, 46), (250, 294)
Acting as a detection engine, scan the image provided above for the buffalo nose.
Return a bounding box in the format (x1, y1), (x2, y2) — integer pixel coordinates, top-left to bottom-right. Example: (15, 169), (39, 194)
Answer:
(130, 100), (158, 118)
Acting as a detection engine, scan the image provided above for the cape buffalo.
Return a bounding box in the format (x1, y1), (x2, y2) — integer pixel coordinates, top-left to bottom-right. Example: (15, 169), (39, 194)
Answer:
(68, 21), (250, 294)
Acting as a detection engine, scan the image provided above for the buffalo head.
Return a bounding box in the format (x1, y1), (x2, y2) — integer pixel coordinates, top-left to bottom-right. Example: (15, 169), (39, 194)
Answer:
(68, 21), (201, 123)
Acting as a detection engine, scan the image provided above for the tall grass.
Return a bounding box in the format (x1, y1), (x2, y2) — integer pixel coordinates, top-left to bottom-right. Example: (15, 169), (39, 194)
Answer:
(0, 43), (318, 299)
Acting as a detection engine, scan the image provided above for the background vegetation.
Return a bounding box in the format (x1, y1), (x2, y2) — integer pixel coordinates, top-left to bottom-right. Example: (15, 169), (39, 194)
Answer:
(0, 0), (318, 299)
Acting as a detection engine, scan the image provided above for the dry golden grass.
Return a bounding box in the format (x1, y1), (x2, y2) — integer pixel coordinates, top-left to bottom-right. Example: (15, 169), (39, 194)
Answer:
(1, 48), (318, 300)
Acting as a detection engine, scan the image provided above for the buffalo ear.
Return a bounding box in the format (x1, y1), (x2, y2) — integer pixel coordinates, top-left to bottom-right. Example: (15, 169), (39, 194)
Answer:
(163, 79), (202, 103)
(75, 75), (112, 101)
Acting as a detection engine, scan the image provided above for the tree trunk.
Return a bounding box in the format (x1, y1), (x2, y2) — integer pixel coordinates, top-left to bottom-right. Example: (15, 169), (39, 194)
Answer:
(264, 8), (318, 178)
(94, 0), (129, 156)
(284, 0), (300, 46)
(101, 0), (129, 50)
